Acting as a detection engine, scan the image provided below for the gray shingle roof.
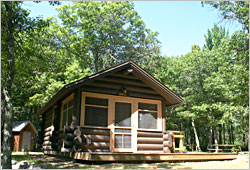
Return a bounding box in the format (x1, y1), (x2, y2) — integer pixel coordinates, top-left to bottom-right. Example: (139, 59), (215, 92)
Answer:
(12, 121), (37, 133)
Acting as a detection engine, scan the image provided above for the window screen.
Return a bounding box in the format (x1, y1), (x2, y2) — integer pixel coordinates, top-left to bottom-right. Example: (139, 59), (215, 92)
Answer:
(61, 97), (74, 129)
(68, 107), (73, 125)
(138, 111), (157, 129)
(62, 111), (67, 127)
(115, 102), (131, 127)
(124, 135), (131, 148)
(139, 103), (157, 111)
(115, 134), (122, 148)
(84, 106), (108, 127)
(114, 134), (131, 148)
(86, 97), (108, 106)
(115, 129), (131, 133)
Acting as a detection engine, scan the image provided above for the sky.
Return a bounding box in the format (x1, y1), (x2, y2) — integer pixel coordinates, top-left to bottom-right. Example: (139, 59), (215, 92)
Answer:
(22, 1), (241, 57)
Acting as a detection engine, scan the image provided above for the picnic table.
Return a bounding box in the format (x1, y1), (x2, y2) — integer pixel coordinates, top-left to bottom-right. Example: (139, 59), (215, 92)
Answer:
(208, 144), (240, 152)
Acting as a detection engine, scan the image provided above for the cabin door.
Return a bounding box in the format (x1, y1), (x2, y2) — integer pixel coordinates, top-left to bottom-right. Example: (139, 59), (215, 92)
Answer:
(112, 100), (133, 152)
(22, 132), (31, 151)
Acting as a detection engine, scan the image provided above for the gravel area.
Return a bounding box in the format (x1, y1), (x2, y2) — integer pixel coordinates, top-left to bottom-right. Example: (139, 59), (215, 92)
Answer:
(10, 153), (249, 169)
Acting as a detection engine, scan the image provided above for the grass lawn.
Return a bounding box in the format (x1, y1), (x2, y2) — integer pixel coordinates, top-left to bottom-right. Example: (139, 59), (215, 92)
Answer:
(6, 153), (249, 169)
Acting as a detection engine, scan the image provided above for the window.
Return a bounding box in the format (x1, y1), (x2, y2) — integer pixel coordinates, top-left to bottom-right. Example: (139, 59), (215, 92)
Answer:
(60, 94), (74, 130)
(138, 103), (158, 129)
(84, 97), (108, 127)
(115, 102), (131, 127)
(81, 92), (162, 131)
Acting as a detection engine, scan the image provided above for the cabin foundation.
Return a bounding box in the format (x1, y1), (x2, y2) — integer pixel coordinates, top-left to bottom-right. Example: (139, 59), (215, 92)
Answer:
(44, 151), (237, 162)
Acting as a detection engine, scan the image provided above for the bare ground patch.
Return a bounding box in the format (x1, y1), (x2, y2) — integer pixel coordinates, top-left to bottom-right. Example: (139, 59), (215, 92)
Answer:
(11, 153), (249, 169)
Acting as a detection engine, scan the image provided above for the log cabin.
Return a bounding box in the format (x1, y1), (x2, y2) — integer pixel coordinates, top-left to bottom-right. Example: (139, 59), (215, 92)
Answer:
(37, 61), (237, 161)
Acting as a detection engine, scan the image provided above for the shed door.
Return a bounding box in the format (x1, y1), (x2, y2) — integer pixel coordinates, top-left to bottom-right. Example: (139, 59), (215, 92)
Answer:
(22, 132), (31, 151)
(113, 101), (133, 152)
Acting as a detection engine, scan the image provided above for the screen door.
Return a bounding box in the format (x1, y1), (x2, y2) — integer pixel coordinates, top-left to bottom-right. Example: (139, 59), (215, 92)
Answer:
(113, 101), (133, 152)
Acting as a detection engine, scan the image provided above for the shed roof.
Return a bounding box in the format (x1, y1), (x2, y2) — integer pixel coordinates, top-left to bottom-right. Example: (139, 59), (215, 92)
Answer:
(37, 60), (183, 115)
(13, 121), (38, 133)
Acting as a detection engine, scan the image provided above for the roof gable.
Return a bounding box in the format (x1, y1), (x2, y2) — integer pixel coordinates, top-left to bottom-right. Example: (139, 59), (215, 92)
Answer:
(37, 61), (183, 115)
(13, 121), (38, 133)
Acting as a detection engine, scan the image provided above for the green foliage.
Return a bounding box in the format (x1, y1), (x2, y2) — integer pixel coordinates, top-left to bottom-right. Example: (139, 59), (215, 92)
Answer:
(158, 26), (248, 149)
(204, 24), (228, 50)
(28, 61), (91, 107)
(202, 1), (249, 32)
(55, 1), (160, 72)
(1, 1), (248, 153)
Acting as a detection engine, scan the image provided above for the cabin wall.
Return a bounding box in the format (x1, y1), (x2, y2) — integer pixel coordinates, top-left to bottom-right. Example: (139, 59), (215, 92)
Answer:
(137, 130), (164, 153)
(13, 133), (20, 152)
(41, 70), (175, 155)
(42, 90), (82, 154)
(74, 127), (110, 152)
(42, 108), (55, 152)
(81, 71), (163, 101)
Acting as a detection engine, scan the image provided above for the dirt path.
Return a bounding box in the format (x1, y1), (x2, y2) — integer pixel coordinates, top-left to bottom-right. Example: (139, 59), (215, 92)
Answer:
(13, 154), (249, 169)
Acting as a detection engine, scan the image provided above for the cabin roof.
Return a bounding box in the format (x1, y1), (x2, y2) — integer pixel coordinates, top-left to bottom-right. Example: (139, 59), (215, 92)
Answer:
(13, 121), (38, 133)
(37, 60), (183, 115)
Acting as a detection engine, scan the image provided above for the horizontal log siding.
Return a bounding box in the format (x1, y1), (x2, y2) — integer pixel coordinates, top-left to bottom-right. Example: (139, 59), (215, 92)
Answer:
(42, 107), (60, 153)
(137, 130), (164, 152)
(42, 125), (55, 152)
(42, 108), (54, 152)
(163, 132), (173, 153)
(82, 74), (162, 100)
(75, 127), (110, 152)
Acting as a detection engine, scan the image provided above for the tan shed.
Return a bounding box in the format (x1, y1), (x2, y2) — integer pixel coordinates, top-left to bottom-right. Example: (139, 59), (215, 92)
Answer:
(12, 121), (37, 152)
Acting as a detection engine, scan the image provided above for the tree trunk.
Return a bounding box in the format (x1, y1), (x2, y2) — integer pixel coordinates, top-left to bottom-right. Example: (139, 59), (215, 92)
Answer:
(213, 126), (219, 152)
(2, 2), (15, 169)
(208, 126), (213, 148)
(231, 124), (234, 144)
(223, 123), (225, 144)
(243, 133), (245, 149)
(191, 119), (201, 151)
(1, 98), (6, 146)
(219, 124), (222, 144)
(247, 133), (249, 151)
(228, 124), (232, 144)
(94, 53), (99, 73)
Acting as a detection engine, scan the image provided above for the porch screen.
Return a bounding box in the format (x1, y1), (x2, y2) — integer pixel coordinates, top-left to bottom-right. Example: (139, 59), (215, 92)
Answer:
(84, 97), (108, 127)
(138, 103), (157, 129)
(115, 102), (131, 127)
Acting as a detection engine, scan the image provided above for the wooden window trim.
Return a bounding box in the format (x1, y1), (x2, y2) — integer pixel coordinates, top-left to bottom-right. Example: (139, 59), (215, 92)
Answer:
(60, 93), (74, 130)
(138, 109), (158, 113)
(85, 104), (108, 109)
(80, 92), (162, 130)
(113, 100), (133, 152)
(80, 91), (162, 153)
(81, 125), (110, 130)
(138, 101), (162, 131)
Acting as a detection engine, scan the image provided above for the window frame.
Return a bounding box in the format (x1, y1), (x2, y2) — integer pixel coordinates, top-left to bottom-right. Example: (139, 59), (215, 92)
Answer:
(138, 102), (159, 130)
(81, 93), (110, 129)
(60, 93), (74, 130)
(80, 92), (162, 131)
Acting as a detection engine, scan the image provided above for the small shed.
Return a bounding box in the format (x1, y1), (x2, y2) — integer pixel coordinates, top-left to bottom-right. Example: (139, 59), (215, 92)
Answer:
(12, 121), (37, 152)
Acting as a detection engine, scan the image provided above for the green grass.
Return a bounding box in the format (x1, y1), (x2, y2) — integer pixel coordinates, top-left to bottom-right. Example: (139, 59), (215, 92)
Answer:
(10, 155), (64, 169)
(12, 155), (38, 163)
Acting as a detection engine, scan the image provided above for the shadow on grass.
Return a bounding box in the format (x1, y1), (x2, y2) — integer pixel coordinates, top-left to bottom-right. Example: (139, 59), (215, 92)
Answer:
(10, 155), (193, 169)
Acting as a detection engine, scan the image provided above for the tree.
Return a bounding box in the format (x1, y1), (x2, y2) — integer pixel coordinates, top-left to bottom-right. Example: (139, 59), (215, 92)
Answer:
(1, 1), (60, 168)
(204, 24), (228, 50)
(2, 2), (15, 168)
(55, 1), (160, 72)
(202, 1), (249, 32)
